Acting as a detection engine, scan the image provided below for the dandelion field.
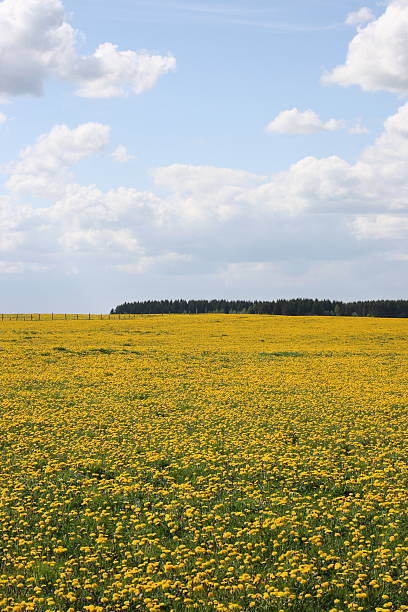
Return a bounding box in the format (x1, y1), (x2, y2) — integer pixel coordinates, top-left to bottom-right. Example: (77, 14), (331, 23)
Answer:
(0, 315), (408, 612)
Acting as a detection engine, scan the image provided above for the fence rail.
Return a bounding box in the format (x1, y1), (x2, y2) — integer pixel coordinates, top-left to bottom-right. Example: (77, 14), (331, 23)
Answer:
(0, 313), (143, 321)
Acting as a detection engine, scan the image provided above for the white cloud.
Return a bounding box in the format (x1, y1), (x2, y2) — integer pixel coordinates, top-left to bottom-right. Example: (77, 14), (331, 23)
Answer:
(6, 122), (110, 197)
(0, 0), (176, 99)
(260, 102), (408, 216)
(348, 123), (369, 135)
(59, 228), (141, 252)
(345, 7), (375, 26)
(72, 43), (176, 99)
(266, 108), (345, 134)
(266, 108), (367, 136)
(0, 112), (7, 123)
(111, 145), (135, 163)
(324, 0), (408, 94)
(352, 214), (408, 239)
(0, 195), (33, 253)
(1, 107), (408, 296)
(152, 164), (264, 222)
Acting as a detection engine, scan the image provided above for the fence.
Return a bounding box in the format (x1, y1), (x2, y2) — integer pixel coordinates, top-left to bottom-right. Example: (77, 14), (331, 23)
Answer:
(0, 313), (143, 321)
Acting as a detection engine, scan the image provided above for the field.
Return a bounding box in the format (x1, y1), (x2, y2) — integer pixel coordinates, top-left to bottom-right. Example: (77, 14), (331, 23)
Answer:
(0, 315), (408, 612)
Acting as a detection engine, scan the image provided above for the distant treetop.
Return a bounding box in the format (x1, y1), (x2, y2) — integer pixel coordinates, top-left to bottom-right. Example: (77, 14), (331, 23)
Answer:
(110, 299), (408, 317)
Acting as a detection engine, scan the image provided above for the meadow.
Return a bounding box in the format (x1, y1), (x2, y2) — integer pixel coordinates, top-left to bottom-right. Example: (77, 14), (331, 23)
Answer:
(0, 314), (407, 612)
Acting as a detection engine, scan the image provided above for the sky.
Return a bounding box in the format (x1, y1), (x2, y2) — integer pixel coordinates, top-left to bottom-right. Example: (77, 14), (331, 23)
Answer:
(0, 0), (407, 312)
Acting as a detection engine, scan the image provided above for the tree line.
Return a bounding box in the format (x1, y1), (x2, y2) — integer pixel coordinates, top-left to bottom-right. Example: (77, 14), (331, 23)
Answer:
(111, 299), (408, 317)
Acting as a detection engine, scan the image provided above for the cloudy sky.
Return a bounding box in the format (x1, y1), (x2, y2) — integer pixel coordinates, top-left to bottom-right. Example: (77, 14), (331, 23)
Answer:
(1, 0), (407, 311)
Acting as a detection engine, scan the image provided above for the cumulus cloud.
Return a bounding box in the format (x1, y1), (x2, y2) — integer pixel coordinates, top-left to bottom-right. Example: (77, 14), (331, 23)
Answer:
(266, 108), (366, 136)
(266, 108), (345, 134)
(1, 108), (408, 294)
(72, 43), (176, 99)
(348, 123), (369, 135)
(345, 7), (375, 26)
(111, 145), (135, 163)
(3, 5), (408, 305)
(6, 123), (110, 197)
(0, 0), (176, 99)
(324, 0), (408, 94)
(59, 228), (141, 253)
(0, 112), (7, 124)
(352, 215), (408, 239)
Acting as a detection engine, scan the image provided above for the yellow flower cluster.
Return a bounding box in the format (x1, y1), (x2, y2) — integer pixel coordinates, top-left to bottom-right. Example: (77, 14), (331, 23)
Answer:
(0, 314), (407, 612)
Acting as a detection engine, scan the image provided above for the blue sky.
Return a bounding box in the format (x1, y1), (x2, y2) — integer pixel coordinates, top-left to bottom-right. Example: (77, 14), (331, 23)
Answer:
(0, 0), (407, 311)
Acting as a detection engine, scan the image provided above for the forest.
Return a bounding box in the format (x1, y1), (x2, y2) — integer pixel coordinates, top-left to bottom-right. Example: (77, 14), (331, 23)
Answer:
(111, 298), (408, 317)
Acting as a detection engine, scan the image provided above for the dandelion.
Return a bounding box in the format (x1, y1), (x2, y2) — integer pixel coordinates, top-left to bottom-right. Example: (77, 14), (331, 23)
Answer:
(0, 314), (407, 610)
